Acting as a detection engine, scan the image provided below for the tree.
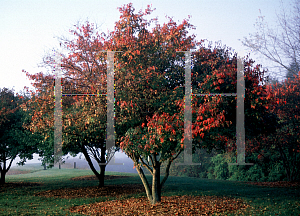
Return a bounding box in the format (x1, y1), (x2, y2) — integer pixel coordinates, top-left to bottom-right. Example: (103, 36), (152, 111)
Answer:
(159, 42), (279, 180)
(0, 87), (42, 184)
(241, 0), (300, 81)
(249, 71), (300, 182)
(22, 22), (117, 187)
(108, 4), (220, 205)
(286, 61), (300, 80)
(107, 4), (277, 205)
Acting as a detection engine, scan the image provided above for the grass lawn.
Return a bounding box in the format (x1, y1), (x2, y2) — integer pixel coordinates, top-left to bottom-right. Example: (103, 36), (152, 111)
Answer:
(0, 164), (299, 215)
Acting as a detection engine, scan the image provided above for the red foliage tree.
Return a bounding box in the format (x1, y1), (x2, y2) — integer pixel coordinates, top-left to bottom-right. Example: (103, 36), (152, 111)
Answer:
(22, 22), (114, 187)
(108, 4), (241, 205)
(245, 72), (300, 181)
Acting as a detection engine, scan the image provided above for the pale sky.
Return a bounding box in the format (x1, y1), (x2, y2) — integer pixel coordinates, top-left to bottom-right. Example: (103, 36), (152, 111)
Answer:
(1, 0), (293, 165)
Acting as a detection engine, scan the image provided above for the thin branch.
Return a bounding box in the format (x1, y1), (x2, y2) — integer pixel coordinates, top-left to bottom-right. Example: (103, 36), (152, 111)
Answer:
(139, 155), (153, 174)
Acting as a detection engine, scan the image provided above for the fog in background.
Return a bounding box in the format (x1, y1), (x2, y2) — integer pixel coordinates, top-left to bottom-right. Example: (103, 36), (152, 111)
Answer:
(11, 151), (139, 174)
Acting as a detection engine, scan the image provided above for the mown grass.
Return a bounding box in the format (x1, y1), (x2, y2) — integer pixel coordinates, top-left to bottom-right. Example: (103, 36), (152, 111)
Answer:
(9, 163), (44, 171)
(1, 164), (299, 215)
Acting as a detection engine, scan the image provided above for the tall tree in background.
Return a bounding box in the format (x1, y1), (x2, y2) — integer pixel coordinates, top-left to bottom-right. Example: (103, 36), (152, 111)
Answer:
(160, 42), (278, 179)
(21, 73), (56, 168)
(241, 0), (300, 81)
(0, 87), (42, 184)
(246, 72), (300, 182)
(23, 22), (117, 187)
(286, 61), (300, 80)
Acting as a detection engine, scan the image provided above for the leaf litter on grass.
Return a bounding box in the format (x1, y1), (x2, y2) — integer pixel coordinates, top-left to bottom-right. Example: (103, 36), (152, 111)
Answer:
(33, 175), (252, 215)
(4, 175), (299, 215)
(68, 195), (251, 215)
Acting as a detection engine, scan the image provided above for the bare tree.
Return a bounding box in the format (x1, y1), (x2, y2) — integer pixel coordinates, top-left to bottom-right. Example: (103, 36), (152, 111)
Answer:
(286, 61), (300, 80)
(241, 0), (300, 82)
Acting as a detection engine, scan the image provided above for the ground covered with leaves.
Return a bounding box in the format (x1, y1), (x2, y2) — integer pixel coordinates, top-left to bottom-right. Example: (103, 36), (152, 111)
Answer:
(3, 174), (299, 215)
(68, 194), (251, 215)
(34, 175), (253, 215)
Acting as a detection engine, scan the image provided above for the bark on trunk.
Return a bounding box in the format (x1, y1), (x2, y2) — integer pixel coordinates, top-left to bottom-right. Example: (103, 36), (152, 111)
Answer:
(152, 162), (161, 204)
(80, 144), (104, 187)
(139, 153), (162, 205)
(0, 159), (6, 185)
(0, 156), (16, 185)
(99, 145), (106, 187)
(0, 170), (5, 185)
(135, 151), (183, 205)
(135, 164), (153, 203)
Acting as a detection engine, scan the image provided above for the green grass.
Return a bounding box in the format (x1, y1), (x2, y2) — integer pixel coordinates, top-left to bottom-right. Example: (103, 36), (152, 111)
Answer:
(10, 163), (45, 171)
(1, 165), (299, 216)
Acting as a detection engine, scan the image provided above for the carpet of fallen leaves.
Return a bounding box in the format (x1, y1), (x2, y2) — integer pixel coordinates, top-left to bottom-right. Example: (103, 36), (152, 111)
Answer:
(33, 175), (251, 215)
(4, 175), (299, 215)
(68, 194), (251, 216)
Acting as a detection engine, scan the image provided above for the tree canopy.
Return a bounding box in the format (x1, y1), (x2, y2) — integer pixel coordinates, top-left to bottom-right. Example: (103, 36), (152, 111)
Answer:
(0, 87), (42, 184)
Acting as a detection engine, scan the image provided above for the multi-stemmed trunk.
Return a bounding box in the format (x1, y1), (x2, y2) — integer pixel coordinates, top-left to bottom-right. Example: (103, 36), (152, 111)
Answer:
(80, 143), (106, 188)
(133, 153), (175, 205)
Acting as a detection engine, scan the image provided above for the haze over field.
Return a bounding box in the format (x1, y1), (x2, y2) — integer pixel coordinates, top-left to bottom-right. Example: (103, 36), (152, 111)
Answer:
(12, 152), (139, 174)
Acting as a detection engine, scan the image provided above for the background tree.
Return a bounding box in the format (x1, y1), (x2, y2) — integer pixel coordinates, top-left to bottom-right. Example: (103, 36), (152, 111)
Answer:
(241, 0), (300, 81)
(0, 87), (42, 184)
(286, 61), (300, 80)
(245, 71), (300, 182)
(158, 42), (278, 181)
(21, 71), (57, 168)
(57, 23), (116, 188)
(23, 22), (117, 187)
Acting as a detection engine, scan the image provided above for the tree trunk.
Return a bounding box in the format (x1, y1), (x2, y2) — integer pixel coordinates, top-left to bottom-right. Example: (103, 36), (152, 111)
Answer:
(80, 144), (103, 187)
(134, 153), (181, 205)
(0, 170), (6, 185)
(0, 158), (7, 185)
(152, 162), (161, 204)
(138, 153), (162, 205)
(99, 145), (106, 187)
(135, 164), (153, 203)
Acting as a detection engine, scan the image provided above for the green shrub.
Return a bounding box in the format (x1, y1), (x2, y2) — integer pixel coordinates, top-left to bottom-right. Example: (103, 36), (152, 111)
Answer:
(267, 162), (287, 182)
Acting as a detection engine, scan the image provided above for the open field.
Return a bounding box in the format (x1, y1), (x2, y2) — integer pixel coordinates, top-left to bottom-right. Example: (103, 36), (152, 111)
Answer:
(7, 163), (45, 175)
(1, 164), (299, 215)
